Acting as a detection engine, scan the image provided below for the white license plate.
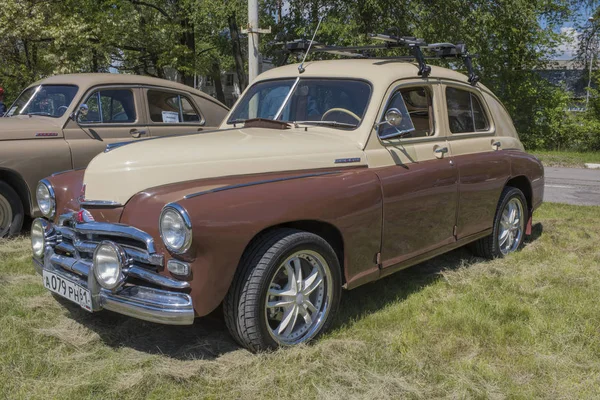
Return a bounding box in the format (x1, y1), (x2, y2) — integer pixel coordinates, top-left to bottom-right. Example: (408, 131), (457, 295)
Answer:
(43, 270), (92, 311)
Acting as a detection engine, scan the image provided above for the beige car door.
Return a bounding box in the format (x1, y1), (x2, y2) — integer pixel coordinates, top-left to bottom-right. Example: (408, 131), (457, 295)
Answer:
(143, 87), (209, 137)
(365, 81), (459, 272)
(63, 86), (148, 169)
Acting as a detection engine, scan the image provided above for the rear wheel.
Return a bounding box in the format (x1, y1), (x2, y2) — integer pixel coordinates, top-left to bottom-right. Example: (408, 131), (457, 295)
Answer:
(224, 229), (342, 352)
(0, 181), (24, 238)
(471, 186), (527, 259)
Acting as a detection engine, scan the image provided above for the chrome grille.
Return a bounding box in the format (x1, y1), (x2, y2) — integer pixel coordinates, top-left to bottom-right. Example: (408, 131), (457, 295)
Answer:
(47, 212), (188, 290)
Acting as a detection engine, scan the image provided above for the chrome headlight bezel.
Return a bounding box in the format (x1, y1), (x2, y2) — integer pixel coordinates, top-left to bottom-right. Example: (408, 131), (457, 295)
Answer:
(36, 179), (56, 218)
(93, 241), (126, 290)
(159, 203), (192, 254)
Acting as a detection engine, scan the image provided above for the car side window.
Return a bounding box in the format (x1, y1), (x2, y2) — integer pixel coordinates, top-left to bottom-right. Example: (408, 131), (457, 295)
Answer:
(379, 87), (433, 139)
(79, 89), (136, 124)
(446, 87), (489, 134)
(147, 90), (202, 123)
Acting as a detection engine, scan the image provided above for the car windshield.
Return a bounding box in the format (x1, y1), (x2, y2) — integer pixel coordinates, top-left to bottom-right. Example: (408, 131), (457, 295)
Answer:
(5, 85), (78, 118)
(228, 78), (371, 128)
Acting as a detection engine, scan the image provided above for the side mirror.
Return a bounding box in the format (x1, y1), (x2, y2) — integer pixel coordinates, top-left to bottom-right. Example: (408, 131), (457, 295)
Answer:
(71, 103), (89, 122)
(384, 108), (403, 127)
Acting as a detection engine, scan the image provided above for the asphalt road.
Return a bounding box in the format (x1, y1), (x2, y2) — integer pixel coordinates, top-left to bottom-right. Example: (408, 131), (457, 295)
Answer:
(544, 167), (600, 206)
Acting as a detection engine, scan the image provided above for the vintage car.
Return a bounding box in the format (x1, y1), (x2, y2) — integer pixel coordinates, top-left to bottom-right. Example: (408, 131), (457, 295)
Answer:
(30, 43), (544, 352)
(0, 74), (228, 237)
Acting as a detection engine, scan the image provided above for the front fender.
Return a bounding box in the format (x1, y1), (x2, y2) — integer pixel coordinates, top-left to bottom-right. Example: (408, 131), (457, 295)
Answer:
(121, 168), (383, 316)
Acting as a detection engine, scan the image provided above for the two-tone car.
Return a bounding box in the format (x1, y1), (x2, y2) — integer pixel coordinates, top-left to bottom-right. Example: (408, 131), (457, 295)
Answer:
(30, 56), (543, 352)
(0, 74), (228, 237)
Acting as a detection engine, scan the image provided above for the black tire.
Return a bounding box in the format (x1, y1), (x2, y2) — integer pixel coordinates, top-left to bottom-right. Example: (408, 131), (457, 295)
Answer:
(0, 181), (24, 238)
(223, 228), (342, 352)
(471, 186), (528, 259)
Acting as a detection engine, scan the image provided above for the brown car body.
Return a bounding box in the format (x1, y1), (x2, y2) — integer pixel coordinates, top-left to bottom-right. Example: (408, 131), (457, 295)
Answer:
(0, 73), (228, 236)
(32, 60), (544, 345)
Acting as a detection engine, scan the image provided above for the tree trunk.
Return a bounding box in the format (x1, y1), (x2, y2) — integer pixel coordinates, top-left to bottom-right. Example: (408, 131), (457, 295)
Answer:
(179, 15), (195, 87)
(228, 12), (247, 91)
(211, 59), (226, 104)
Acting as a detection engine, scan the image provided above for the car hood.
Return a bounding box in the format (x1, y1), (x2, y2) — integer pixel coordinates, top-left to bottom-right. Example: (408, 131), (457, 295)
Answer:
(0, 116), (63, 140)
(83, 127), (367, 204)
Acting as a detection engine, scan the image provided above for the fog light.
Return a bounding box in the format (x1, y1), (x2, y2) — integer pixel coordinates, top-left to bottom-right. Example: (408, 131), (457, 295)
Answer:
(31, 219), (47, 258)
(167, 259), (190, 276)
(93, 241), (126, 290)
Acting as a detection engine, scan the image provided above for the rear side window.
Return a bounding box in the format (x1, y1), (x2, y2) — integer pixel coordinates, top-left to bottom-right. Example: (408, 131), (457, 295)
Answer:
(147, 90), (202, 123)
(79, 89), (136, 123)
(446, 87), (489, 134)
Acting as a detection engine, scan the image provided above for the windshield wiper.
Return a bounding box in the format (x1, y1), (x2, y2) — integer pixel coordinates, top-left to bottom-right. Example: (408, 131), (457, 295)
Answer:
(293, 120), (358, 129)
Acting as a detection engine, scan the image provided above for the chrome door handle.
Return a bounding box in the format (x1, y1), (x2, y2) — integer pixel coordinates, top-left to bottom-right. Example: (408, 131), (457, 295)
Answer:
(130, 129), (147, 138)
(492, 141), (502, 150)
(434, 146), (449, 159)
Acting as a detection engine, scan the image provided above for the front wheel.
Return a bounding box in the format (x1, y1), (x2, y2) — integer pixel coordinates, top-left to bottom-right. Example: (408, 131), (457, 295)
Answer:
(224, 229), (342, 352)
(0, 181), (24, 238)
(471, 186), (528, 259)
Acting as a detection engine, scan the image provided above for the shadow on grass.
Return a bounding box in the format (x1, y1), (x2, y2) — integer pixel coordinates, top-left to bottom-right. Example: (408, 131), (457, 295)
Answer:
(58, 223), (543, 360)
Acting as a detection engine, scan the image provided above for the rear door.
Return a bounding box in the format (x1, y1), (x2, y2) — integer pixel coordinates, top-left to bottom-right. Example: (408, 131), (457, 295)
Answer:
(63, 86), (148, 169)
(442, 82), (510, 239)
(143, 87), (208, 137)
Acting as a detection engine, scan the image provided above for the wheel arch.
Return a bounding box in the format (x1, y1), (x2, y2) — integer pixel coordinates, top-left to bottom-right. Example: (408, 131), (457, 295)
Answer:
(240, 220), (346, 286)
(0, 168), (32, 216)
(505, 175), (532, 211)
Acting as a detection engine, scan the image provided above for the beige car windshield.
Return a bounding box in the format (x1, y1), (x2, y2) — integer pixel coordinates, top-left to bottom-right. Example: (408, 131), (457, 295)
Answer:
(6, 85), (78, 118)
(228, 78), (371, 128)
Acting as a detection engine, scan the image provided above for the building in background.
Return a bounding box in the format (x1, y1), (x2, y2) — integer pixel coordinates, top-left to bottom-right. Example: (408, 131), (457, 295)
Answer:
(537, 59), (590, 111)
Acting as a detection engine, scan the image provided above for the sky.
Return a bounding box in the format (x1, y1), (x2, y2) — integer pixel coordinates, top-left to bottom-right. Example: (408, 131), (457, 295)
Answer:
(554, 3), (596, 60)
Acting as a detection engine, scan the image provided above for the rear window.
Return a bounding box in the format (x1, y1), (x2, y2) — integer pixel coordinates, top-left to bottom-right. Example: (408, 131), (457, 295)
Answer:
(446, 87), (489, 134)
(147, 90), (202, 123)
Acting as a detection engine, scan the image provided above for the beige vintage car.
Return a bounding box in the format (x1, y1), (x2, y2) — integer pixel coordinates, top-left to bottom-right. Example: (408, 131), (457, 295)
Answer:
(30, 38), (544, 352)
(0, 74), (228, 237)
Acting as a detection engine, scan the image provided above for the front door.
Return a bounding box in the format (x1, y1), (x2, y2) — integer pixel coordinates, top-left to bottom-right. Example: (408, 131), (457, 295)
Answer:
(63, 87), (148, 169)
(367, 83), (458, 270)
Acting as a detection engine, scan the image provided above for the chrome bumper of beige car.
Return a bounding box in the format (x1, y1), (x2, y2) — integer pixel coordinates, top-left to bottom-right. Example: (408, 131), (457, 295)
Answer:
(32, 215), (195, 325)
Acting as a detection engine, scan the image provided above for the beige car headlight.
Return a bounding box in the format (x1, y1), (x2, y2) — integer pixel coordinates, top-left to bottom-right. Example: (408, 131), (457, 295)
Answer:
(159, 203), (192, 254)
(36, 179), (56, 218)
(93, 241), (126, 290)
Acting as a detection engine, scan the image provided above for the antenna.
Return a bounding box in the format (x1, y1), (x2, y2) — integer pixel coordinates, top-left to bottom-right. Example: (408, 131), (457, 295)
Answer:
(298, 17), (323, 73)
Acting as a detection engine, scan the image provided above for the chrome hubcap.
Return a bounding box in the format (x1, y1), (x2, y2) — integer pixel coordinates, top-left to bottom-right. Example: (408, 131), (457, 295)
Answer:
(498, 198), (524, 255)
(265, 250), (332, 345)
(0, 194), (12, 235)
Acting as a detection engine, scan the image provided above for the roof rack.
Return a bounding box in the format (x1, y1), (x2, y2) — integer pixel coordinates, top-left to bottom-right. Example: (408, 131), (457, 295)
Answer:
(281, 32), (480, 85)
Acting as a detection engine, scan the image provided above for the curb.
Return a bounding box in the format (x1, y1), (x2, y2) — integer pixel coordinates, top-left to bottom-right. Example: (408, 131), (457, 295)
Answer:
(585, 163), (600, 169)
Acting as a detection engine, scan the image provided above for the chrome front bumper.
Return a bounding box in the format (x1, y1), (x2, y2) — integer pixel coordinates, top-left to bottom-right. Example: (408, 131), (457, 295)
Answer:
(33, 216), (195, 325)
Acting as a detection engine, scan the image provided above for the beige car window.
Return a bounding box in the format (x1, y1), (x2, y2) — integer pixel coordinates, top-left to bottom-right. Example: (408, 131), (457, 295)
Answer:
(379, 87), (433, 139)
(79, 89), (136, 124)
(147, 90), (201, 123)
(446, 87), (489, 134)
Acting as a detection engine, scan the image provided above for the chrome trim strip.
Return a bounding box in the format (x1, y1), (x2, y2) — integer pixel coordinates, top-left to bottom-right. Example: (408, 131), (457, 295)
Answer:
(127, 266), (190, 289)
(184, 171), (341, 199)
(50, 167), (85, 177)
(79, 200), (123, 207)
(335, 157), (361, 164)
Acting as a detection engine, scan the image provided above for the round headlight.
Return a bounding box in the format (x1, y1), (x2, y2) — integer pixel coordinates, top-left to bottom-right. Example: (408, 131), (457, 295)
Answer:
(93, 241), (125, 290)
(159, 204), (192, 254)
(31, 219), (46, 258)
(36, 180), (55, 218)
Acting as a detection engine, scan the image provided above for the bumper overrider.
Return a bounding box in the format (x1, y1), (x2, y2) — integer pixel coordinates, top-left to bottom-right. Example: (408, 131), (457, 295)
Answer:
(31, 213), (195, 325)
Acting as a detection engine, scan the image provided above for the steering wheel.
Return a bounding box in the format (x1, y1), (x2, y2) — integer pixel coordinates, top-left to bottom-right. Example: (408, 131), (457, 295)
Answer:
(57, 106), (68, 115)
(321, 108), (362, 123)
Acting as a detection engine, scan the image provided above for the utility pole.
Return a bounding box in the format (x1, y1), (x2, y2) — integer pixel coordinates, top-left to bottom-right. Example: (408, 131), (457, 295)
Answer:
(243, 0), (271, 84)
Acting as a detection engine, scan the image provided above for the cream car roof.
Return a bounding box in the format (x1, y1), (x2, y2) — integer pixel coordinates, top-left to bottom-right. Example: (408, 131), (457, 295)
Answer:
(29, 73), (227, 109)
(222, 59), (496, 148)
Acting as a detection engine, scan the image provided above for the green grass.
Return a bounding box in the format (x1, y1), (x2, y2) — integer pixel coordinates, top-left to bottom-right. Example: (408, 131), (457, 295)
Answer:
(2, 203), (600, 399)
(532, 150), (600, 168)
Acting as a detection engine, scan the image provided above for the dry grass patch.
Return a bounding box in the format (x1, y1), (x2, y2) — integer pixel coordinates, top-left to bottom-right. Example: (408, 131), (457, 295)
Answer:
(2, 203), (600, 399)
